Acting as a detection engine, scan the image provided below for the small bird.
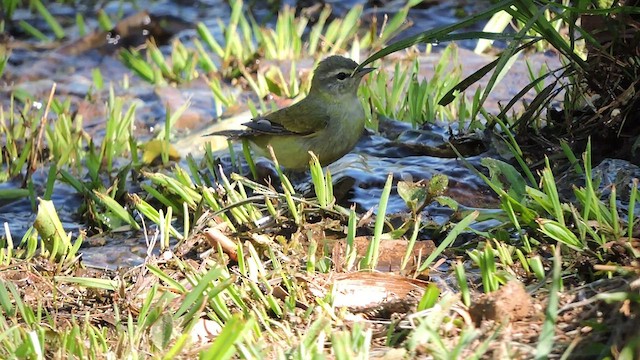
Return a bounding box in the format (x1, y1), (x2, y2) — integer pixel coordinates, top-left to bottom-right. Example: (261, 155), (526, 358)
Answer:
(207, 56), (375, 170)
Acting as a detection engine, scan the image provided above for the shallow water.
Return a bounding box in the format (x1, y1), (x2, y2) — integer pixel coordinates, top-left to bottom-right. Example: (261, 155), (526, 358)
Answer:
(1, 0), (562, 268)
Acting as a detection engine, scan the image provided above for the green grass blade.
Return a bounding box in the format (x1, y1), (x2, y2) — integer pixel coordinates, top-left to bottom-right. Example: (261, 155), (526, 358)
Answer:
(420, 211), (479, 272)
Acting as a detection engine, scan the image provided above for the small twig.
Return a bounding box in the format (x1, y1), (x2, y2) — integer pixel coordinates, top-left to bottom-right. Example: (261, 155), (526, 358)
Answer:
(34, 83), (57, 167)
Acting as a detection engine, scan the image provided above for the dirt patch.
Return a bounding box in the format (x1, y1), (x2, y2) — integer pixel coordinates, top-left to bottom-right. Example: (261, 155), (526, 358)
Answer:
(469, 280), (536, 324)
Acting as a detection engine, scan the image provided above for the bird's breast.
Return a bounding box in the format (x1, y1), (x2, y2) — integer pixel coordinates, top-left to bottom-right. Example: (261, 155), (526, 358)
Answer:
(249, 96), (365, 169)
(306, 98), (365, 164)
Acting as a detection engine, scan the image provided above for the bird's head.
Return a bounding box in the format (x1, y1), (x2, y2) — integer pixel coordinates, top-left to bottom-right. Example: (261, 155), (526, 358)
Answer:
(310, 55), (375, 97)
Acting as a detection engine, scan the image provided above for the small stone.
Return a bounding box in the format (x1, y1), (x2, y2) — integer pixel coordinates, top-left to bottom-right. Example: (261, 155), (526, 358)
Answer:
(469, 280), (532, 325)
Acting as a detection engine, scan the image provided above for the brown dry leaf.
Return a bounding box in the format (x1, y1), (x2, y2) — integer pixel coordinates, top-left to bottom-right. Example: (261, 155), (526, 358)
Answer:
(331, 272), (428, 312)
(329, 236), (435, 272)
(204, 227), (238, 261)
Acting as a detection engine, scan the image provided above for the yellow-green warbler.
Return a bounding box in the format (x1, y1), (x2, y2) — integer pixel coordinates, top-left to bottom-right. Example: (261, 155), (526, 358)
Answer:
(208, 56), (374, 170)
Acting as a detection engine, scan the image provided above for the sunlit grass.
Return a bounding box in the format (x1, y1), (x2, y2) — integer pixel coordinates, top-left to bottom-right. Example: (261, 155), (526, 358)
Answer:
(359, 44), (482, 130)
(2, 0), (640, 358)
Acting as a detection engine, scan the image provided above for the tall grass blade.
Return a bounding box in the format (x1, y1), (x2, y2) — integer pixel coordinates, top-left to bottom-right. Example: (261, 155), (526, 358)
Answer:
(535, 245), (562, 359)
(419, 211), (479, 272)
(362, 173), (393, 269)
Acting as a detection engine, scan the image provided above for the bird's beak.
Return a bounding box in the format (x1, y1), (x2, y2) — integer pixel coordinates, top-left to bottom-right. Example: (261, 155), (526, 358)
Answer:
(352, 67), (376, 78)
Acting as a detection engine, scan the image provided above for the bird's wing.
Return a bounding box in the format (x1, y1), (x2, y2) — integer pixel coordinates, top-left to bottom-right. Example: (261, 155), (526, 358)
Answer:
(244, 98), (329, 136)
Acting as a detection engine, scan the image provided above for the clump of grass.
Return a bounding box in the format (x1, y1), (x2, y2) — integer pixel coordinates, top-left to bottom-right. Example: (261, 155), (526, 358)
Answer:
(121, 39), (200, 85)
(0, 40), (9, 79)
(360, 44), (482, 130)
(191, 0), (422, 116)
(1, 95), (38, 179)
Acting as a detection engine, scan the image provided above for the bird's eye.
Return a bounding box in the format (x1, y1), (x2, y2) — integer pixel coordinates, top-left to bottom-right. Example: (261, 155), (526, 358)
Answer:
(335, 72), (349, 80)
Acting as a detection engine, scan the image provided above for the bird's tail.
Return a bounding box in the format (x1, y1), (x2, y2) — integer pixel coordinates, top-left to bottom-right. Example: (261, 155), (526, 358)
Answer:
(204, 129), (250, 139)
